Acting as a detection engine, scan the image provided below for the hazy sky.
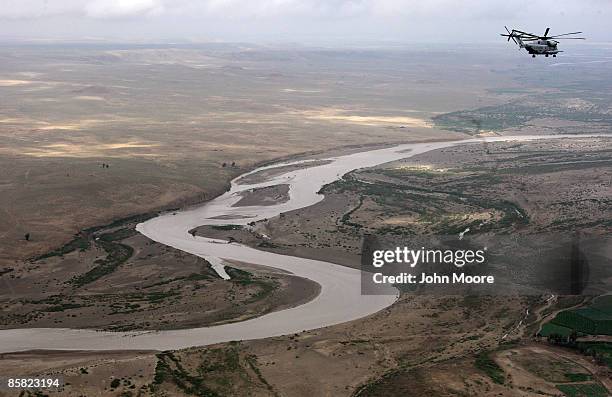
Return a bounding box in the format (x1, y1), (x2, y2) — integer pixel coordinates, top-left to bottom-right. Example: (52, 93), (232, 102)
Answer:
(0, 0), (610, 44)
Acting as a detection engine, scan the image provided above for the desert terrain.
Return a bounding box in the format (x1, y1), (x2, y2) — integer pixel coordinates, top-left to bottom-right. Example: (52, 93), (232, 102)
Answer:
(1, 44), (611, 396)
(1, 44), (490, 266)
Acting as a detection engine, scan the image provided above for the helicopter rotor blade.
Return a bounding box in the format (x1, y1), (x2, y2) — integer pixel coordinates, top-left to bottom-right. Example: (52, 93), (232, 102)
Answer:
(549, 31), (583, 38)
(512, 29), (539, 38)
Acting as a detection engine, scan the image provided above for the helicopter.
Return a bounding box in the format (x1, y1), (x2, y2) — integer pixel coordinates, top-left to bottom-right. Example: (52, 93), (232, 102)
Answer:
(501, 27), (585, 58)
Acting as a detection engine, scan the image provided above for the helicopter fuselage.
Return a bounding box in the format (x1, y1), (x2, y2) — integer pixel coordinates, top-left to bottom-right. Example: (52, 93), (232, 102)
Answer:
(524, 40), (560, 56)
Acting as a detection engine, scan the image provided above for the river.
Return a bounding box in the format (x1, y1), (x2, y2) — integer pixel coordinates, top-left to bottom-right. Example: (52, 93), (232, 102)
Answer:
(0, 134), (603, 353)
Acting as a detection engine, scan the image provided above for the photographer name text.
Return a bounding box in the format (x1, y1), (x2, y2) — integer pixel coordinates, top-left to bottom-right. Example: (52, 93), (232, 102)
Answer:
(373, 272), (495, 285)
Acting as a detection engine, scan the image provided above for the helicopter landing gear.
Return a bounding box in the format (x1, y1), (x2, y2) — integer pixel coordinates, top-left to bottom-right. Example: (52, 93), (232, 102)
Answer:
(545, 54), (549, 57)
(532, 54), (536, 58)
(553, 54), (557, 57)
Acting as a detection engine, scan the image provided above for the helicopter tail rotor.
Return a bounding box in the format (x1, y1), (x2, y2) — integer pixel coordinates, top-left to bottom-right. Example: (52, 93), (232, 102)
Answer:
(502, 26), (519, 45)
(501, 26), (525, 50)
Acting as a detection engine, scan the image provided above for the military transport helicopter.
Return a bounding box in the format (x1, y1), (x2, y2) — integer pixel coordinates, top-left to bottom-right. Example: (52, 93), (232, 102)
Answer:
(501, 27), (585, 58)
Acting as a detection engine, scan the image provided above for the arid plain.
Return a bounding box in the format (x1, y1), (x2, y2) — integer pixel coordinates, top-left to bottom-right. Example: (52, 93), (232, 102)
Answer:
(1, 44), (611, 396)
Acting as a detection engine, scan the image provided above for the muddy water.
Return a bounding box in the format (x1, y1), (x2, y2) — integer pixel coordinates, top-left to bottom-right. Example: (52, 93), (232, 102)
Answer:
(0, 134), (602, 352)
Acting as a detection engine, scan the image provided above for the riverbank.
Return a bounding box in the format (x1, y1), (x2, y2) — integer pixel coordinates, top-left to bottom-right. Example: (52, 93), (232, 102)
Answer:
(2, 134), (605, 353)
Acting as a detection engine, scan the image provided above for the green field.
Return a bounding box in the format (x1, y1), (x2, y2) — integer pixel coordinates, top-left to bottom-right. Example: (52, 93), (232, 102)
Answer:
(546, 296), (612, 336)
(557, 383), (609, 397)
(540, 323), (575, 338)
